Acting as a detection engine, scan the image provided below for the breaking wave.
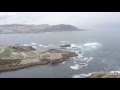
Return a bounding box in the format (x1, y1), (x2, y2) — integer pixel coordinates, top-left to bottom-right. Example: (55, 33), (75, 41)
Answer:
(72, 75), (81, 78)
(39, 44), (48, 48)
(82, 42), (102, 51)
(70, 57), (93, 70)
(22, 42), (102, 71)
(109, 71), (120, 74)
(83, 42), (102, 48)
(30, 43), (37, 45)
(70, 63), (88, 70)
(63, 42), (103, 70)
(60, 41), (102, 52)
(73, 73), (93, 78)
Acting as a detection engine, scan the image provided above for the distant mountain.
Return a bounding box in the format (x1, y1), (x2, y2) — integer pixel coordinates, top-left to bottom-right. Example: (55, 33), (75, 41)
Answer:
(0, 24), (83, 34)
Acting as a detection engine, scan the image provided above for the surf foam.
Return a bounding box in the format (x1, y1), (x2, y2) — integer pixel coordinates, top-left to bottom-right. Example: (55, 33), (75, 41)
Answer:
(31, 43), (37, 45)
(110, 71), (120, 74)
(70, 63), (87, 70)
(83, 42), (102, 49)
(39, 44), (48, 48)
(73, 73), (93, 78)
(70, 64), (80, 70)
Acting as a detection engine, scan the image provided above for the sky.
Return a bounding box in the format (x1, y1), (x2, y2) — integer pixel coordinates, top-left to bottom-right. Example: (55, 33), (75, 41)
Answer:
(0, 12), (120, 29)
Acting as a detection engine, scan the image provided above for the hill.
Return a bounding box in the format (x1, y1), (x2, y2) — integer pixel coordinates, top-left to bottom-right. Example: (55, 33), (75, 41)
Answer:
(0, 24), (82, 34)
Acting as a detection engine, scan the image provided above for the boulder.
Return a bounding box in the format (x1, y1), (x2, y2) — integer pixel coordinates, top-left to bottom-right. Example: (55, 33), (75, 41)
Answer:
(60, 44), (71, 48)
(40, 49), (78, 64)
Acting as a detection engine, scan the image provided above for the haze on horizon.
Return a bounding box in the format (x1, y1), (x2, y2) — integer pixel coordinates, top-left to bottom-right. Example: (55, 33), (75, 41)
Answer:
(0, 12), (120, 29)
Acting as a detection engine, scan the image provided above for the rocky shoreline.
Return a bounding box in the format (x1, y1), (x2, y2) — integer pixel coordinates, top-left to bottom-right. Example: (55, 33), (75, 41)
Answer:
(89, 72), (120, 78)
(0, 45), (78, 72)
(1, 44), (120, 78)
(0, 61), (49, 73)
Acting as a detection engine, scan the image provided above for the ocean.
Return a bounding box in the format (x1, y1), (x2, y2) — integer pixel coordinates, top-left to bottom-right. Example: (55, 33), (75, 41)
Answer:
(0, 28), (120, 78)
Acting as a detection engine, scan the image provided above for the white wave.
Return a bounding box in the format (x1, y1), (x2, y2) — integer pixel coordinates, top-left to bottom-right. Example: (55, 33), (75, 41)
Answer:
(83, 42), (102, 49)
(73, 73), (93, 78)
(70, 63), (87, 70)
(71, 44), (78, 48)
(60, 42), (102, 51)
(62, 61), (65, 64)
(110, 71), (120, 74)
(77, 42), (103, 52)
(39, 44), (48, 48)
(61, 42), (102, 55)
(83, 58), (88, 60)
(73, 75), (81, 78)
(70, 64), (80, 70)
(31, 43), (37, 45)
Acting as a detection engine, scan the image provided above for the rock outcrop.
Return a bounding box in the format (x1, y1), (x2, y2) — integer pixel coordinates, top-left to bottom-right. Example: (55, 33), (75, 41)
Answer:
(60, 44), (71, 48)
(41, 49), (78, 64)
(0, 45), (79, 72)
(89, 72), (120, 78)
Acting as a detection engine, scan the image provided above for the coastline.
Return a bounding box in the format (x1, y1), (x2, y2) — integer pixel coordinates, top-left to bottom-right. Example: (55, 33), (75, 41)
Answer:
(0, 57), (71, 73)
(0, 30), (84, 34)
(0, 61), (49, 73)
(0, 45), (78, 73)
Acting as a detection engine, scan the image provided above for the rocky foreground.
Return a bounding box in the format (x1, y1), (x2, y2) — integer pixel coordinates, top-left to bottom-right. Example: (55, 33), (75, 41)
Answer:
(89, 72), (120, 78)
(0, 45), (78, 72)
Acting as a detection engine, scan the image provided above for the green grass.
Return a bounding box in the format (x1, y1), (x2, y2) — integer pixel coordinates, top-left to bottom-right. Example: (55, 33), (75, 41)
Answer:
(0, 48), (13, 59)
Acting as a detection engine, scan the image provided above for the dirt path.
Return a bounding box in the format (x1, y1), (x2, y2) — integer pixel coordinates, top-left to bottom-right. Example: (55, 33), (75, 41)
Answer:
(0, 48), (5, 54)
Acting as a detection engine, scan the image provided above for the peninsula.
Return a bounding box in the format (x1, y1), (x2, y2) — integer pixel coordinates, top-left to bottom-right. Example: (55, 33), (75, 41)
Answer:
(0, 44), (78, 72)
(0, 24), (83, 34)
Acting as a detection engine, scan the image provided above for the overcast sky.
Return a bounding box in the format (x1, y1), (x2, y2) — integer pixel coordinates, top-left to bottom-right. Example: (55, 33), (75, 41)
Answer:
(0, 12), (120, 29)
